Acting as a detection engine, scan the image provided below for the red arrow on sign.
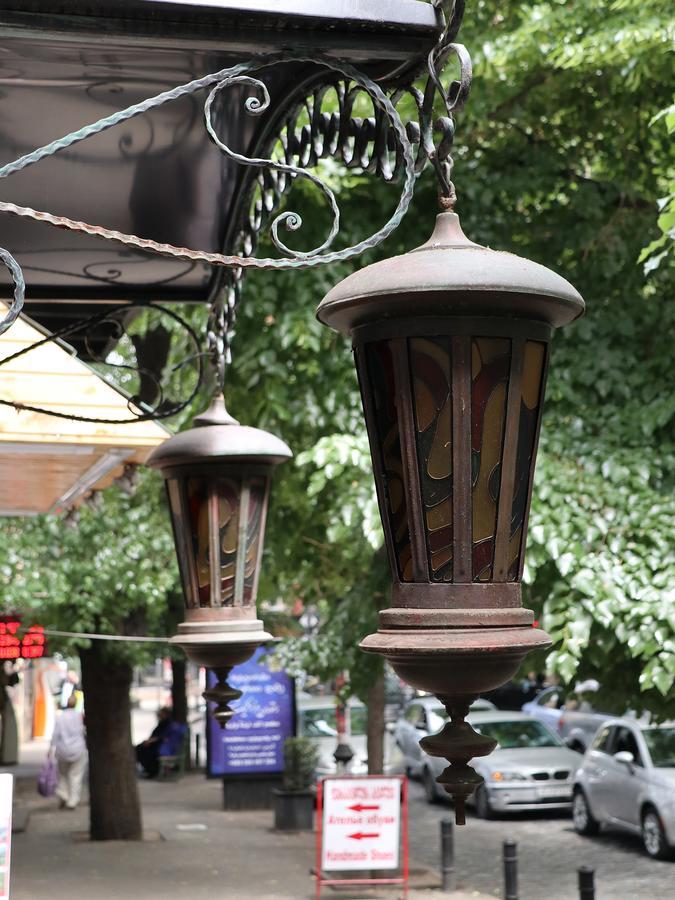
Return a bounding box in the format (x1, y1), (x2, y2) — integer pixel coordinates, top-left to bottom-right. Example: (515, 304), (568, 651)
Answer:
(348, 804), (380, 812)
(348, 832), (380, 840)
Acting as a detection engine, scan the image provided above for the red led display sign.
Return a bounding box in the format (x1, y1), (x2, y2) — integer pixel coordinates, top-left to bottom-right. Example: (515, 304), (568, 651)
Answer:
(0, 617), (47, 660)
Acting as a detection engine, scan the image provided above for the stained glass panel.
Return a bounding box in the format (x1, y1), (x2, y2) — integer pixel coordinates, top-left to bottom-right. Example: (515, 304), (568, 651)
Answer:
(409, 337), (453, 582)
(186, 477), (214, 606)
(242, 477), (268, 605)
(471, 337), (511, 581)
(366, 341), (413, 581)
(508, 341), (546, 580)
(215, 478), (242, 605)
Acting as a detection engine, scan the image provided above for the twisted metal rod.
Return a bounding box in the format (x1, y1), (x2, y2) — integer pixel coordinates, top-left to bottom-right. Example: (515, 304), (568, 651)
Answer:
(0, 54), (416, 275)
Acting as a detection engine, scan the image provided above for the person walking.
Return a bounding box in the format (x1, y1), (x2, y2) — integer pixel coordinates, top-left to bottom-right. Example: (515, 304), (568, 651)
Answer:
(50, 693), (87, 809)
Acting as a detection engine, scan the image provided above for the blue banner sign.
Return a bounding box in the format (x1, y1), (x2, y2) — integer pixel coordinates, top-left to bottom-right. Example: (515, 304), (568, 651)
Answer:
(206, 647), (295, 777)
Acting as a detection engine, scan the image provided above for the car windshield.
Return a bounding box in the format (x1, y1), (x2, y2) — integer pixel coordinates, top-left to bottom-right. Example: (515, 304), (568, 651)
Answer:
(642, 728), (675, 767)
(299, 706), (367, 738)
(473, 720), (561, 749)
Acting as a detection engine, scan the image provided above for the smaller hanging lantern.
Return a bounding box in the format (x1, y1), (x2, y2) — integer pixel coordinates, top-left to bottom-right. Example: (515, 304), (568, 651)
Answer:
(317, 210), (584, 822)
(148, 395), (292, 725)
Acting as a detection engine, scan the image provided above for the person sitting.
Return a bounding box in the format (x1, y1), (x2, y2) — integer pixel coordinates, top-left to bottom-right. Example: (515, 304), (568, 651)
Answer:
(135, 707), (173, 778)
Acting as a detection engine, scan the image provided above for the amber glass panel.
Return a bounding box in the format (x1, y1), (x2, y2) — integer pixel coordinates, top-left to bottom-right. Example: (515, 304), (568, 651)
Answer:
(242, 477), (268, 605)
(471, 338), (511, 581)
(409, 337), (453, 582)
(166, 479), (196, 608)
(186, 476), (244, 606)
(508, 341), (546, 580)
(365, 341), (412, 581)
(186, 477), (213, 606)
(214, 477), (242, 605)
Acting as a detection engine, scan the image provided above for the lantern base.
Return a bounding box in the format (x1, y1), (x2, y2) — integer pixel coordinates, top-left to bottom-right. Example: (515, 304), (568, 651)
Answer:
(170, 613), (273, 727)
(360, 610), (551, 823)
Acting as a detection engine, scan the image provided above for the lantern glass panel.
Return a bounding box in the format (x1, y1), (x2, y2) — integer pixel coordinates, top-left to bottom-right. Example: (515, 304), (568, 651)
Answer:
(166, 478), (198, 608)
(471, 337), (510, 582)
(410, 337), (453, 582)
(507, 340), (546, 580)
(365, 340), (413, 581)
(242, 476), (268, 605)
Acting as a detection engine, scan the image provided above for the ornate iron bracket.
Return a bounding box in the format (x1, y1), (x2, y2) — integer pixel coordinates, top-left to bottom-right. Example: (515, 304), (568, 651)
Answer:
(0, 1), (471, 418)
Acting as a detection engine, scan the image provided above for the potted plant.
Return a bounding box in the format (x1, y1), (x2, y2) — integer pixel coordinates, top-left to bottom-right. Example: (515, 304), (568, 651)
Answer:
(273, 737), (318, 831)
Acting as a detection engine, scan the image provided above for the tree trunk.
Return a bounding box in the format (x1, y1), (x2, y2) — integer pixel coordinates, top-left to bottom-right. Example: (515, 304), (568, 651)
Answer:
(170, 657), (187, 724)
(80, 643), (142, 840)
(366, 667), (386, 775)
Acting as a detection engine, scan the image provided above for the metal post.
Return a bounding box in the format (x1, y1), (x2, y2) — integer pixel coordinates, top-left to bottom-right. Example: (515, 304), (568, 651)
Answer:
(195, 733), (201, 769)
(440, 818), (455, 892)
(578, 866), (595, 900)
(503, 839), (518, 900)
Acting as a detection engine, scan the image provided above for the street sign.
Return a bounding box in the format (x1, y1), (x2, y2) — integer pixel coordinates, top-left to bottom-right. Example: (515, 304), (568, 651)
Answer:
(0, 775), (13, 899)
(315, 775), (408, 899)
(206, 647), (295, 778)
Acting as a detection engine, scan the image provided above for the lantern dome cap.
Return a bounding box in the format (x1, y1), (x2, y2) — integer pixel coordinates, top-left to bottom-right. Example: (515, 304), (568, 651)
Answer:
(317, 212), (585, 334)
(146, 395), (292, 471)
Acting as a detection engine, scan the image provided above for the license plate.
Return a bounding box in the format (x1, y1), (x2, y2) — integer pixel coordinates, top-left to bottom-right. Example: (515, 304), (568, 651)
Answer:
(536, 784), (570, 800)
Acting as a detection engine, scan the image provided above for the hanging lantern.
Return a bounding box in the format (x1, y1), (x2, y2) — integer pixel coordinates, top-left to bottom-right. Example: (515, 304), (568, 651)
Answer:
(147, 396), (292, 725)
(317, 211), (584, 821)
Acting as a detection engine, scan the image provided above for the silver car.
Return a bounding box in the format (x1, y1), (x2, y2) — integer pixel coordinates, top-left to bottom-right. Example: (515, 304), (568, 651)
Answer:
(573, 718), (675, 859)
(396, 703), (579, 816)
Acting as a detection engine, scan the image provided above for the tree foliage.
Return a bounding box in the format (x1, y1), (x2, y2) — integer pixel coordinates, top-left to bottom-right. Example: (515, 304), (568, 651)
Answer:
(0, 0), (672, 722)
(230, 0), (675, 715)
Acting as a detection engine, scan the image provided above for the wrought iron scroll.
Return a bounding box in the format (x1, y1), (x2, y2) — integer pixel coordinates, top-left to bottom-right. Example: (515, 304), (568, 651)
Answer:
(0, 4), (472, 409)
(0, 304), (204, 424)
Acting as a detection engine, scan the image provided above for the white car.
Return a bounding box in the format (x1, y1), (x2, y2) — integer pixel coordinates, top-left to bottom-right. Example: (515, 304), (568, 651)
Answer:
(396, 701), (578, 815)
(573, 718), (675, 859)
(297, 695), (393, 777)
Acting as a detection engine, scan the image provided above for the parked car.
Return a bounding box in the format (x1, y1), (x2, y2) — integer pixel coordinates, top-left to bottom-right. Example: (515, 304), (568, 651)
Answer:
(297, 695), (393, 778)
(522, 681), (613, 752)
(573, 718), (675, 860)
(521, 685), (567, 733)
(396, 702), (579, 815)
(395, 696), (495, 780)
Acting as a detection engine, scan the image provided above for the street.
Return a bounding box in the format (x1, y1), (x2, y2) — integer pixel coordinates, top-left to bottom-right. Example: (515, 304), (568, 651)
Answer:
(407, 780), (675, 899)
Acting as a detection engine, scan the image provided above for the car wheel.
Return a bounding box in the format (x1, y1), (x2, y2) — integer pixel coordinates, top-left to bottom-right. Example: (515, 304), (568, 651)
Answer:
(572, 789), (600, 836)
(474, 785), (494, 820)
(423, 767), (440, 804)
(642, 807), (674, 860)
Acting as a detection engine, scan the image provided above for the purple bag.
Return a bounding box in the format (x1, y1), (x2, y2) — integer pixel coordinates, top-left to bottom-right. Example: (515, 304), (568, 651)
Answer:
(37, 756), (57, 797)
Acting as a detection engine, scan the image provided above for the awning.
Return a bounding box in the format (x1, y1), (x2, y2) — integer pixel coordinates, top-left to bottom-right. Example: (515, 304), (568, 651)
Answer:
(0, 304), (168, 515)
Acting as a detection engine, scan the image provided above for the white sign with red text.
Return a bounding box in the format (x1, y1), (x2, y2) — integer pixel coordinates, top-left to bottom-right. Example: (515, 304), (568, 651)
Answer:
(321, 777), (401, 871)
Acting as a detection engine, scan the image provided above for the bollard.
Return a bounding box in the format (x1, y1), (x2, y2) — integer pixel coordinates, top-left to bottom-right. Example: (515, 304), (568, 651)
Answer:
(578, 866), (595, 900)
(195, 733), (201, 769)
(503, 839), (518, 900)
(440, 818), (455, 892)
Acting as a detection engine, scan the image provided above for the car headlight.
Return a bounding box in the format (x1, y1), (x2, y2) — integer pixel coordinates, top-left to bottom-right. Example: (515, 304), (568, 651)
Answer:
(491, 771), (528, 782)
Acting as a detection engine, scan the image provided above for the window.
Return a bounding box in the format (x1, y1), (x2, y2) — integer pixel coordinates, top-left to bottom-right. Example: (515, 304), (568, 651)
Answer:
(591, 726), (613, 753)
(613, 726), (643, 766)
(349, 707), (367, 737)
(405, 704), (423, 726)
(299, 708), (337, 737)
(473, 720), (560, 749)
(642, 728), (675, 768)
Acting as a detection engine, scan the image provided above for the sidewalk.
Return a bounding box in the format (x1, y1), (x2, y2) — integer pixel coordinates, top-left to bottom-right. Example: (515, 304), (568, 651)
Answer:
(4, 744), (490, 900)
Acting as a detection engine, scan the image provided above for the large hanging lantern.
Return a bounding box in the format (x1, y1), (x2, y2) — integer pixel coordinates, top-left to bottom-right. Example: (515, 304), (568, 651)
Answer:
(317, 211), (584, 821)
(147, 396), (292, 725)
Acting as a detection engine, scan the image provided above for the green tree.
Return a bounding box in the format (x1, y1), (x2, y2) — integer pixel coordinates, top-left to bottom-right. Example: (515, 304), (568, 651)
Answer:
(0, 473), (179, 838)
(228, 0), (675, 728)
